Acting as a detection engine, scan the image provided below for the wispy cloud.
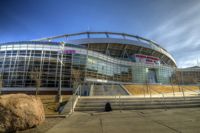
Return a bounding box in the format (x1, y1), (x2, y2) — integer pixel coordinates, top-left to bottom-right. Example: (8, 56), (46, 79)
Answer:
(145, 2), (200, 68)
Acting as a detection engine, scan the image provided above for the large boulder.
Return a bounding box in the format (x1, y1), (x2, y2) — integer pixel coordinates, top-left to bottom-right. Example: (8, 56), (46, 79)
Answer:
(0, 94), (45, 132)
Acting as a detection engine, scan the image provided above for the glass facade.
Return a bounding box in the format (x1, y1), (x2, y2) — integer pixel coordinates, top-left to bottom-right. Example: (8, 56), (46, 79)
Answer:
(130, 64), (174, 84)
(0, 41), (184, 90)
(0, 43), (69, 87)
(86, 56), (132, 82)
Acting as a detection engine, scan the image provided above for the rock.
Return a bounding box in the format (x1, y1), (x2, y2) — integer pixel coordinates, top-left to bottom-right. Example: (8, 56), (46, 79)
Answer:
(0, 94), (45, 132)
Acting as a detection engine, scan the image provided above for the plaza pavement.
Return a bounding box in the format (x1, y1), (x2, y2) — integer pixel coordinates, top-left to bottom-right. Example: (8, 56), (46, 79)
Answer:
(46, 108), (200, 133)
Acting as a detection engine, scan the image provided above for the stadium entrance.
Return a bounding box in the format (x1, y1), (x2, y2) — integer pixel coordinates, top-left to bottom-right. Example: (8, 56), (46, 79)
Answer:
(148, 69), (157, 83)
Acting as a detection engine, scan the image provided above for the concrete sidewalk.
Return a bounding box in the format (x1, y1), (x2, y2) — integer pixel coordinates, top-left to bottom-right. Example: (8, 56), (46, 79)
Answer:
(46, 108), (200, 133)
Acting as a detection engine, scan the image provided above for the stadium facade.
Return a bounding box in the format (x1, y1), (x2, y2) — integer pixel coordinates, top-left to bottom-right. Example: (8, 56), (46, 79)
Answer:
(0, 32), (199, 94)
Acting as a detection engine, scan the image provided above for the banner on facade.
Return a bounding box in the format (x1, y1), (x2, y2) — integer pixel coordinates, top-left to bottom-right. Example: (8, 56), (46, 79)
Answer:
(134, 54), (160, 65)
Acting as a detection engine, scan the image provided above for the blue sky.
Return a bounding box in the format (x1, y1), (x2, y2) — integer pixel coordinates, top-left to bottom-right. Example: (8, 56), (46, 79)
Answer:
(0, 0), (200, 68)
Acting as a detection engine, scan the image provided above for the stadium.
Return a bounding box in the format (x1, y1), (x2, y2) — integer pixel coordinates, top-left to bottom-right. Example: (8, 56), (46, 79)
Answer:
(0, 32), (199, 95)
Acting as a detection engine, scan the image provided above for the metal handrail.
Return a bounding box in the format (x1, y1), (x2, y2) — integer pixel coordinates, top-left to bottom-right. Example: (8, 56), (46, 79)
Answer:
(143, 87), (147, 104)
(150, 88), (166, 108)
(60, 84), (81, 115)
(182, 87), (200, 96)
(71, 85), (81, 112)
(119, 95), (121, 111)
(115, 94), (122, 111)
(180, 86), (186, 100)
(73, 84), (81, 95)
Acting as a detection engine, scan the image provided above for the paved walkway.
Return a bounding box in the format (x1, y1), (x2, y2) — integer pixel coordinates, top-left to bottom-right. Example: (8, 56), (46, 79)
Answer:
(46, 108), (200, 133)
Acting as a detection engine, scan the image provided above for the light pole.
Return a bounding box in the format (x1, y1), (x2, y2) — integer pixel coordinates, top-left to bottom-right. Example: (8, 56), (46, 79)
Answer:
(56, 42), (65, 103)
(0, 73), (2, 95)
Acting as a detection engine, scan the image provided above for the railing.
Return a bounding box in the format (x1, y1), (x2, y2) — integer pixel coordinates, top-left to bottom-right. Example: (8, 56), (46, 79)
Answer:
(60, 84), (81, 115)
(71, 85), (82, 112)
(182, 87), (200, 97)
(150, 87), (167, 108)
(119, 95), (122, 111)
(62, 84), (200, 114)
(112, 86), (168, 110)
(114, 94), (122, 111)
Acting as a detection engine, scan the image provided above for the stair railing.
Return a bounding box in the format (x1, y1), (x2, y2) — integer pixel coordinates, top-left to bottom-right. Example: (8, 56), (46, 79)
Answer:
(182, 87), (200, 97)
(115, 94), (122, 111)
(143, 86), (146, 101)
(60, 84), (81, 115)
(150, 88), (167, 109)
(180, 86), (186, 100)
(71, 84), (81, 113)
(148, 85), (153, 104)
(146, 82), (152, 100)
(119, 95), (121, 111)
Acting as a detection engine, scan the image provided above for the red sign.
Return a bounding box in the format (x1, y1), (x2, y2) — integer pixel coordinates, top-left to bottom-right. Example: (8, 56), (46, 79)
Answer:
(134, 54), (160, 64)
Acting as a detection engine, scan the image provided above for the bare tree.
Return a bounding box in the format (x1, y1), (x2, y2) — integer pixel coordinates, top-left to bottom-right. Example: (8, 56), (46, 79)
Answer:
(30, 68), (42, 96)
(72, 69), (81, 89)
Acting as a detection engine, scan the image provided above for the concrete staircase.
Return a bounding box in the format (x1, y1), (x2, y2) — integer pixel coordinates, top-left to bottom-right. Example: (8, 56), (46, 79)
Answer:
(74, 96), (200, 111)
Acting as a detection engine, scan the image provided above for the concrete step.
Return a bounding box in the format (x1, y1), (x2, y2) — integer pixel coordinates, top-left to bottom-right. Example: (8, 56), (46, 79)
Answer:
(78, 98), (200, 103)
(74, 96), (200, 112)
(76, 101), (200, 107)
(79, 96), (200, 100)
(75, 103), (200, 111)
(77, 100), (200, 105)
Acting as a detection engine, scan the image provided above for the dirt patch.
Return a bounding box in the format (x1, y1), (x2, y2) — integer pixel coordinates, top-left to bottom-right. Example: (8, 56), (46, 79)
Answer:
(16, 118), (64, 133)
(39, 95), (71, 115)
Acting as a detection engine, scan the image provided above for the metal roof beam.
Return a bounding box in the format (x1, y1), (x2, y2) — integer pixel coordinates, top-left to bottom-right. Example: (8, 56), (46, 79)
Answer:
(105, 43), (110, 55)
(120, 45), (128, 58)
(151, 51), (155, 56)
(137, 47), (143, 54)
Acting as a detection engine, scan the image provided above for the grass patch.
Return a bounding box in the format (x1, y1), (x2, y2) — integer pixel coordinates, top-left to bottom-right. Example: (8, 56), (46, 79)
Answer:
(38, 95), (71, 115)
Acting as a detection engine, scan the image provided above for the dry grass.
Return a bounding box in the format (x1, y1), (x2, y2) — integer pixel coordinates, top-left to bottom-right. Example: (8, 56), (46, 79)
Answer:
(1, 118), (64, 133)
(125, 84), (146, 95)
(125, 84), (200, 95)
(37, 95), (71, 115)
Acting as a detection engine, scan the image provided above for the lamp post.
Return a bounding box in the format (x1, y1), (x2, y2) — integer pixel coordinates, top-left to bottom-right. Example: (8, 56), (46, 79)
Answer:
(0, 73), (2, 95)
(56, 42), (65, 103)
